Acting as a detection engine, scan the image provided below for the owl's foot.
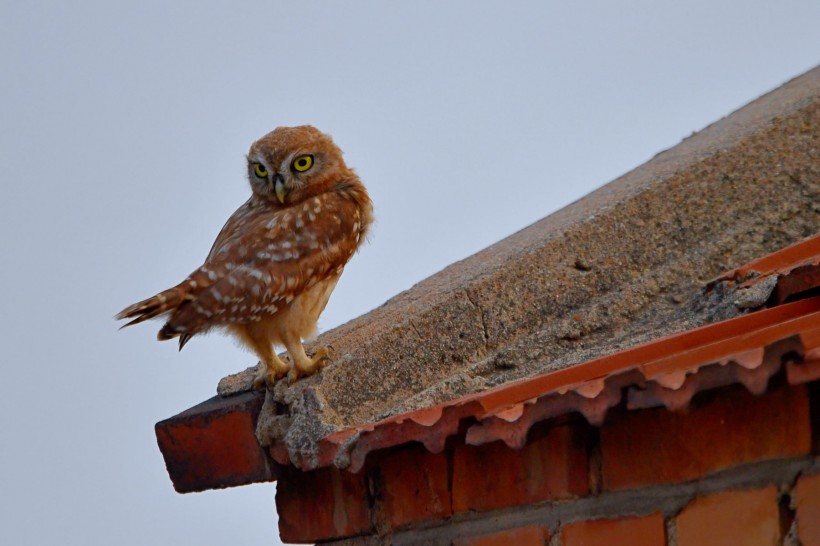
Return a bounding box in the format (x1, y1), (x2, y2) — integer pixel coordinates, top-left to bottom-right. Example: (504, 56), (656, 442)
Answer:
(252, 357), (290, 389)
(287, 346), (332, 384)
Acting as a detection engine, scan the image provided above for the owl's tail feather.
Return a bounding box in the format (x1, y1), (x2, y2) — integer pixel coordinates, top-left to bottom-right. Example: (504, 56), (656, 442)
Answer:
(115, 285), (191, 330)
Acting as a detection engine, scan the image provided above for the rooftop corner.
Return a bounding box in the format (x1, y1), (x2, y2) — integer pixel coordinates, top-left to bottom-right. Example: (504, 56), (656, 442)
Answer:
(157, 65), (820, 495)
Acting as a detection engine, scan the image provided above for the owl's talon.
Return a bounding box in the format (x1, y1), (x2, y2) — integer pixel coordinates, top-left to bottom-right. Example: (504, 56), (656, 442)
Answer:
(284, 347), (333, 384)
(286, 368), (299, 385)
(252, 362), (287, 389)
(313, 346), (332, 363)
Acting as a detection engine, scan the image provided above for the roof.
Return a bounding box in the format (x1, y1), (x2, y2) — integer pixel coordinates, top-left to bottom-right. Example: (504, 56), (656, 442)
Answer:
(156, 65), (820, 493)
(304, 241), (820, 473)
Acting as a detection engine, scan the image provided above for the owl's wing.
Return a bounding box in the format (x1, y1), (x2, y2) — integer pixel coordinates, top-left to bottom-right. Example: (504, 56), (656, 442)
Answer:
(205, 196), (259, 261)
(161, 192), (365, 337)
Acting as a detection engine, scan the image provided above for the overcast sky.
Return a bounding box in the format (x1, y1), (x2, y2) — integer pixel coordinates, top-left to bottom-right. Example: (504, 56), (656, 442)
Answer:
(1, 2), (818, 545)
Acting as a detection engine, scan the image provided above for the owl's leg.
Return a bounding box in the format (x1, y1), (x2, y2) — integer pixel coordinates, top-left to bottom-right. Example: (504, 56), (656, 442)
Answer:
(237, 324), (290, 388)
(281, 332), (331, 383)
(254, 352), (290, 389)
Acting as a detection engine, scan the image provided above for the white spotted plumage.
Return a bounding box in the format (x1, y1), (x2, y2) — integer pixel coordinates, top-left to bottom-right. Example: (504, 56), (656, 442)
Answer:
(117, 125), (373, 386)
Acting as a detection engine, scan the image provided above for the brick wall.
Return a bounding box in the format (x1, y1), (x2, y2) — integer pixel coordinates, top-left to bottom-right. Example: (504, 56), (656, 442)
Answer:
(276, 378), (820, 545)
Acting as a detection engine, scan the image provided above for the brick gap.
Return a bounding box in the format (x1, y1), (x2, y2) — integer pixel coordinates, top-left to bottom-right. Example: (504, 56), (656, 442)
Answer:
(444, 441), (457, 519)
(766, 365), (790, 393)
(777, 483), (797, 543)
(781, 283), (820, 305)
(676, 367), (788, 414)
(656, 340), (796, 408)
(682, 380), (745, 412)
(525, 416), (567, 441)
(445, 414), (478, 519)
(363, 452), (388, 536)
(660, 489), (692, 525)
(766, 335), (804, 367)
(665, 517), (678, 546)
(586, 426), (602, 496)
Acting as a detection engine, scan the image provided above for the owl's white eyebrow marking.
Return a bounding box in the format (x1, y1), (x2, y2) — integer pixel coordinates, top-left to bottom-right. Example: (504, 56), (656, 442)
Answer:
(248, 153), (269, 169)
(280, 151), (298, 172)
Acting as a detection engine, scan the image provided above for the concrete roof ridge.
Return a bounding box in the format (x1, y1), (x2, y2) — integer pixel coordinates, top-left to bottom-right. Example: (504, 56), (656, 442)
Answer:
(219, 66), (820, 468)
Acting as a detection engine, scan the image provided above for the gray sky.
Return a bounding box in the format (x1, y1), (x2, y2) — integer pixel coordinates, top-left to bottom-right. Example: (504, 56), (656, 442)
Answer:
(1, 2), (818, 545)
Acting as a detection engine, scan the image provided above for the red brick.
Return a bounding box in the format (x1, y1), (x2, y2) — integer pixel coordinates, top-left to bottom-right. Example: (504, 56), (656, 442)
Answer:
(155, 392), (273, 493)
(452, 425), (588, 513)
(795, 473), (820, 546)
(601, 384), (810, 490)
(561, 513), (665, 546)
(378, 443), (452, 528)
(276, 466), (370, 543)
(454, 525), (550, 546)
(676, 486), (781, 546)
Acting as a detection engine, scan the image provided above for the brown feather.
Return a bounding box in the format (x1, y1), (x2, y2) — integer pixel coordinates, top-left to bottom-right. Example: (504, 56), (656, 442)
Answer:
(116, 285), (189, 329)
(178, 333), (193, 350)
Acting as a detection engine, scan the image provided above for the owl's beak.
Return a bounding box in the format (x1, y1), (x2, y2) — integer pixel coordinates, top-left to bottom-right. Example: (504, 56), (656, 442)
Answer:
(274, 174), (286, 204)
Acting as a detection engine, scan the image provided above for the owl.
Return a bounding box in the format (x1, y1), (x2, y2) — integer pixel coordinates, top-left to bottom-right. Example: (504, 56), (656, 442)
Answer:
(117, 125), (373, 386)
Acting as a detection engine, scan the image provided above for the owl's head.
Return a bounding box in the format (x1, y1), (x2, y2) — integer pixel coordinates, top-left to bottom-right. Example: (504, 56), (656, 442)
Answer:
(246, 125), (352, 206)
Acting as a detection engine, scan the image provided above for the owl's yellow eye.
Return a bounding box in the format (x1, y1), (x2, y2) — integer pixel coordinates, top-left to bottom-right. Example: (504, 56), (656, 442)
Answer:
(292, 155), (313, 173)
(254, 163), (268, 178)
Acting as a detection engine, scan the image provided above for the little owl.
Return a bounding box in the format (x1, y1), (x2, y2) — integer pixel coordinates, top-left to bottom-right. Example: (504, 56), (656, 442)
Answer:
(117, 125), (373, 386)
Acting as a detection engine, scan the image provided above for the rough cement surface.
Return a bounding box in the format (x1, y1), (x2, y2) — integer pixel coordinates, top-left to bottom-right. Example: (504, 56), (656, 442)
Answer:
(233, 67), (820, 464)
